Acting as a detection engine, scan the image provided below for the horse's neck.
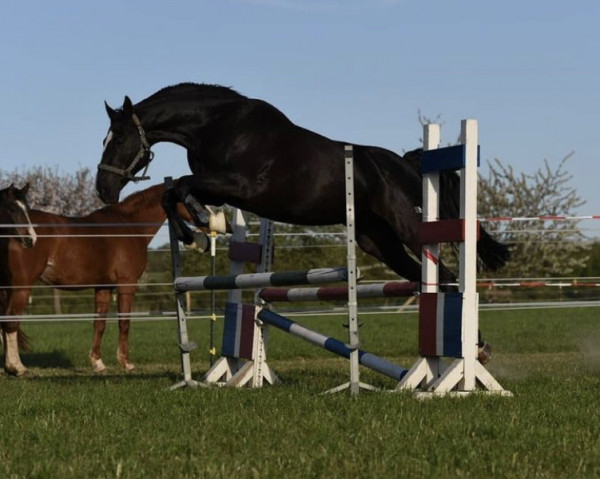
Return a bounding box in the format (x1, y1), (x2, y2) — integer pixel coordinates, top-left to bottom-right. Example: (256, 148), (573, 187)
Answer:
(137, 93), (240, 150)
(114, 195), (167, 240)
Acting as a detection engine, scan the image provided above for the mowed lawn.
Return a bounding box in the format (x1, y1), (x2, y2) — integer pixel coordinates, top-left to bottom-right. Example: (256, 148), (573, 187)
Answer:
(1, 307), (599, 479)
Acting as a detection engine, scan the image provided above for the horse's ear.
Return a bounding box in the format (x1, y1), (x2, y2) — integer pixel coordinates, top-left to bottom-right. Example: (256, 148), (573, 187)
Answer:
(105, 101), (117, 121)
(122, 96), (134, 117)
(22, 183), (30, 195)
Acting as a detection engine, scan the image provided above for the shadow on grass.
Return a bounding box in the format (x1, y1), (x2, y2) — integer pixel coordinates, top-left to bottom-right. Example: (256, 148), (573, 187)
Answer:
(16, 369), (182, 384)
(21, 350), (74, 369)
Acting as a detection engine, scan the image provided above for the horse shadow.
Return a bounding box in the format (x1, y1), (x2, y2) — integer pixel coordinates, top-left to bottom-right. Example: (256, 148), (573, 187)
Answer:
(20, 350), (74, 369)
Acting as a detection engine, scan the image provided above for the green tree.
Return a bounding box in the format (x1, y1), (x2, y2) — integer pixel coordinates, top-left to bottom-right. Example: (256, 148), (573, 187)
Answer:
(478, 153), (589, 277)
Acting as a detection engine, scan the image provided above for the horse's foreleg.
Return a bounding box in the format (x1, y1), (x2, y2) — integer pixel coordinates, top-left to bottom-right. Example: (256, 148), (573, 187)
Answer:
(161, 187), (195, 244)
(3, 289), (30, 376)
(116, 291), (135, 372)
(91, 289), (110, 372)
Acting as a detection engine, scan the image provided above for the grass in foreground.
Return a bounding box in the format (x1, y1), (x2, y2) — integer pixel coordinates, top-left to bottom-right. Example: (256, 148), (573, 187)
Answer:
(0, 307), (599, 479)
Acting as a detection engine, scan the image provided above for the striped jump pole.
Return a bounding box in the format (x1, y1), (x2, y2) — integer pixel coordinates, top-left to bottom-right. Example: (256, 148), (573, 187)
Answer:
(258, 281), (418, 302)
(174, 267), (352, 292)
(257, 309), (408, 382)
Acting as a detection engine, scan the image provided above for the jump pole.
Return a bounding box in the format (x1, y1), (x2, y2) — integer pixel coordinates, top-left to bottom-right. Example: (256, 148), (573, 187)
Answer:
(174, 267), (352, 292)
(258, 281), (418, 302)
(258, 309), (408, 381)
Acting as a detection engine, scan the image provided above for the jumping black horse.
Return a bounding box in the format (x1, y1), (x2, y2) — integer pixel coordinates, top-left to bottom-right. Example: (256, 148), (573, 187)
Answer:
(96, 83), (509, 285)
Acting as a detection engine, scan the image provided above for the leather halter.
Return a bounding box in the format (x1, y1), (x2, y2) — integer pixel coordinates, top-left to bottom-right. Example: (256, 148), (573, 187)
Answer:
(98, 114), (154, 182)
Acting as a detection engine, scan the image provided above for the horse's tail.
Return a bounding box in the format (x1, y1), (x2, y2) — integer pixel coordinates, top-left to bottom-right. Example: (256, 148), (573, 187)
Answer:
(402, 148), (511, 271)
(437, 164), (511, 271)
(17, 327), (31, 352)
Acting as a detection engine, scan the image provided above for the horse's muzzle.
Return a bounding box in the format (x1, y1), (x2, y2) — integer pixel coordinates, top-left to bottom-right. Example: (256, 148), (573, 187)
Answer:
(96, 177), (123, 205)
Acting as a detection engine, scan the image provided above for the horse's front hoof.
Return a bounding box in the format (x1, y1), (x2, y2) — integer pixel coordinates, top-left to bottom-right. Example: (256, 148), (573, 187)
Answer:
(5, 364), (28, 377)
(478, 342), (493, 365)
(91, 357), (107, 373)
(122, 362), (135, 372)
(184, 231), (209, 253)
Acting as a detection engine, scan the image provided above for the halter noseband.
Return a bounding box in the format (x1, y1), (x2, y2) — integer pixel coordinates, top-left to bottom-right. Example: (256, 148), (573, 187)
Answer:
(98, 113), (154, 183)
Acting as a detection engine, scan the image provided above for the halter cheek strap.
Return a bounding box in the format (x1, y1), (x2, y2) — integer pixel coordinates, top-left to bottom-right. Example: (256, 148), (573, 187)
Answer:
(98, 113), (154, 183)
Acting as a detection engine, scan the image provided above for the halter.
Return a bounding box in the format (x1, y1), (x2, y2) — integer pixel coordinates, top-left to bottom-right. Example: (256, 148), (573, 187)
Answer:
(98, 114), (154, 183)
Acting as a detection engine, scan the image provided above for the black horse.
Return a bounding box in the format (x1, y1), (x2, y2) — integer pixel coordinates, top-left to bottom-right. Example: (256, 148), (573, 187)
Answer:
(96, 83), (509, 284)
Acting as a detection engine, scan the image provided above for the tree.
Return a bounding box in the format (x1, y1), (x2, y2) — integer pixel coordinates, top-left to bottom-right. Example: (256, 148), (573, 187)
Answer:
(0, 166), (103, 215)
(478, 153), (589, 277)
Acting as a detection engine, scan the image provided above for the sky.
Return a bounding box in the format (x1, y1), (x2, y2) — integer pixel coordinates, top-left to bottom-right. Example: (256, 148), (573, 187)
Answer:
(1, 0), (599, 233)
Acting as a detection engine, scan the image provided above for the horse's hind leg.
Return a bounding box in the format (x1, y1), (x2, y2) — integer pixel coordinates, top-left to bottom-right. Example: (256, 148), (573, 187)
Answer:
(91, 289), (110, 372)
(116, 289), (135, 372)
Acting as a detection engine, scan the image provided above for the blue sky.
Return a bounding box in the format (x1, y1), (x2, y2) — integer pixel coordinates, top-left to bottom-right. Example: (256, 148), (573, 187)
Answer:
(1, 0), (599, 231)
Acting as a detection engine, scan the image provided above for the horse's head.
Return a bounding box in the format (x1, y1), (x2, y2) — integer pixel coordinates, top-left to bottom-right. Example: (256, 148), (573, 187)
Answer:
(0, 183), (37, 248)
(96, 96), (154, 204)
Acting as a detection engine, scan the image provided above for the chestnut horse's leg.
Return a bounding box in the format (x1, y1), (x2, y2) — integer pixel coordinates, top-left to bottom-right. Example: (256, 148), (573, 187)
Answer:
(3, 289), (30, 376)
(116, 289), (135, 372)
(90, 289), (110, 372)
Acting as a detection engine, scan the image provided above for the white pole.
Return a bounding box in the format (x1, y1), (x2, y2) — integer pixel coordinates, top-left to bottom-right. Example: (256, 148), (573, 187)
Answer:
(459, 119), (479, 390)
(344, 145), (361, 396)
(422, 124), (441, 294)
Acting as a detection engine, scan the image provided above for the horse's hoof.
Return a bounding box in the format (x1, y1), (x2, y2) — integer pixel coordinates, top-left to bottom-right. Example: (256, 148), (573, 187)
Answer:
(5, 365), (28, 377)
(123, 362), (135, 372)
(91, 357), (107, 373)
(184, 231), (209, 253)
(478, 342), (493, 365)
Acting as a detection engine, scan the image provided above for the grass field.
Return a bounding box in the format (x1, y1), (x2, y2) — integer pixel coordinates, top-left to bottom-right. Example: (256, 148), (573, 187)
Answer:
(1, 307), (600, 479)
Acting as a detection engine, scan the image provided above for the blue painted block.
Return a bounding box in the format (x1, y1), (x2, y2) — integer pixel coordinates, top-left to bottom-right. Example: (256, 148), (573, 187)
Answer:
(422, 145), (480, 173)
(221, 302), (239, 357)
(442, 293), (463, 357)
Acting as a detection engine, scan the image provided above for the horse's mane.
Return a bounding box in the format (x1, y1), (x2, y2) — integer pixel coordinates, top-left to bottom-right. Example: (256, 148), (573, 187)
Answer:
(144, 83), (246, 103)
(109, 184), (165, 216)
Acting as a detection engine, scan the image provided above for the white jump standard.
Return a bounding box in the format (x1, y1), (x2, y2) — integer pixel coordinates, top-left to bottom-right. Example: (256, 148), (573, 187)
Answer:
(396, 120), (510, 396)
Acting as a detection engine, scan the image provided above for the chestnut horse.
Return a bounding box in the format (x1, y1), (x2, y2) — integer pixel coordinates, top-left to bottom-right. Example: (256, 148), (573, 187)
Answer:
(0, 182), (196, 376)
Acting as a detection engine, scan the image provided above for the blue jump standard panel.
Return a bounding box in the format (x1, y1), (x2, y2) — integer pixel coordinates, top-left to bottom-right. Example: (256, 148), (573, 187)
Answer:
(421, 144), (481, 174)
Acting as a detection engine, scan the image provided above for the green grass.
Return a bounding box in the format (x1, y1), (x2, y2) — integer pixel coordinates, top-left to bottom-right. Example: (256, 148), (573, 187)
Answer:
(1, 308), (600, 479)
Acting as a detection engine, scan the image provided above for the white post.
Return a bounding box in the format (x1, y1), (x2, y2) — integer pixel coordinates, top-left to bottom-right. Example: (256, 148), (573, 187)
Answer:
(459, 119), (479, 390)
(345, 145), (361, 395)
(422, 124), (441, 294)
